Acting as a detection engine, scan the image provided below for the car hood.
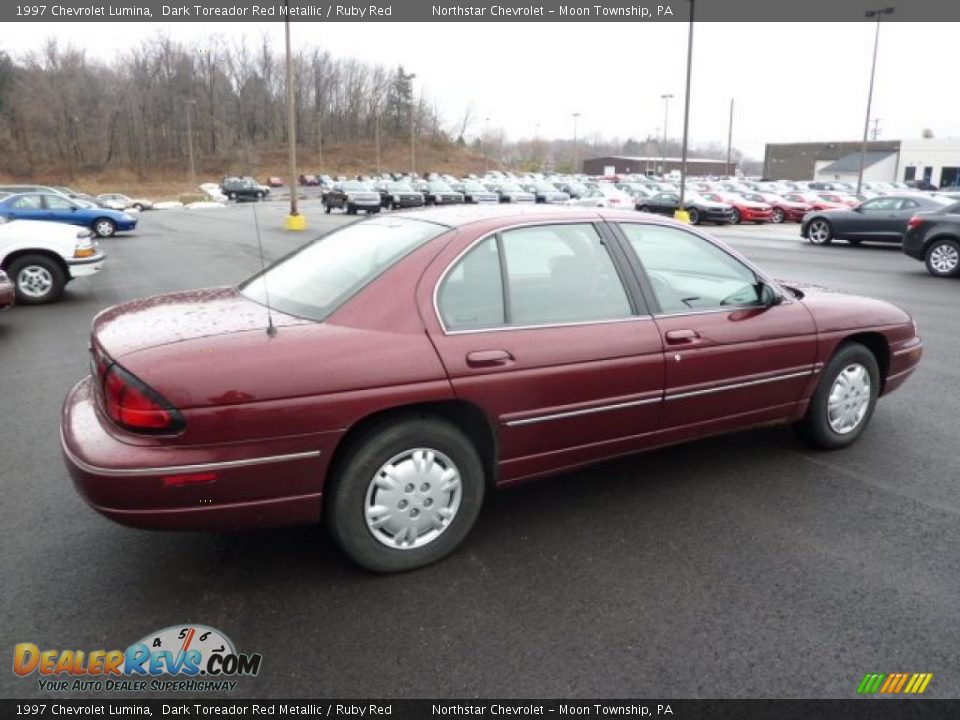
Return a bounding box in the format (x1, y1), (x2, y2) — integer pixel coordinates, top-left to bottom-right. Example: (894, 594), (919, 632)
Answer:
(778, 281), (912, 330)
(0, 218), (87, 241)
(93, 287), (311, 359)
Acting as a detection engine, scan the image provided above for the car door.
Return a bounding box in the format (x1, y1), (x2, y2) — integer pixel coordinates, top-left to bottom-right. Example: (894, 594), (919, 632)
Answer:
(43, 193), (84, 227)
(2, 194), (47, 222)
(846, 197), (903, 240)
(613, 221), (818, 432)
(653, 193), (678, 215)
(422, 220), (665, 483)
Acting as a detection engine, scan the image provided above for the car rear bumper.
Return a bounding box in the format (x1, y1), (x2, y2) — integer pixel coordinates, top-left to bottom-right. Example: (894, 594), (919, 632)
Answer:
(67, 253), (106, 279)
(61, 376), (329, 531)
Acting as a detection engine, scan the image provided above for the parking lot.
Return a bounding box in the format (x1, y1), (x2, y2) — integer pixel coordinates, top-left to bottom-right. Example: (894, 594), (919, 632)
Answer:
(2, 199), (959, 699)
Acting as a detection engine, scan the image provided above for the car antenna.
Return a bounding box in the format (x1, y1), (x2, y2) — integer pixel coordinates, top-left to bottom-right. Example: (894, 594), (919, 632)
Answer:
(252, 200), (277, 337)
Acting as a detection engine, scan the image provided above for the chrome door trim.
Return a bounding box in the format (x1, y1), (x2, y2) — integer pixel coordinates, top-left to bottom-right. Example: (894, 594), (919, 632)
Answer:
(503, 395), (663, 427)
(665, 368), (816, 402)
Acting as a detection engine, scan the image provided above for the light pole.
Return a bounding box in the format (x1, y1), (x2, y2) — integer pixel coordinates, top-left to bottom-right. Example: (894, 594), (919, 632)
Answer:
(283, 0), (304, 230)
(726, 98), (734, 176)
(374, 108), (381, 175)
(483, 116), (490, 173)
(184, 99), (196, 189)
(660, 93), (673, 174)
(409, 73), (417, 177)
(572, 112), (581, 173)
(856, 6), (894, 196)
(677, 0), (695, 212)
(316, 113), (323, 174)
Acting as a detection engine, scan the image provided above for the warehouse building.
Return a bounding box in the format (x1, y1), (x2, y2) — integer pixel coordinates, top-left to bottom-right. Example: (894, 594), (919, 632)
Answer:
(582, 155), (735, 177)
(764, 138), (960, 188)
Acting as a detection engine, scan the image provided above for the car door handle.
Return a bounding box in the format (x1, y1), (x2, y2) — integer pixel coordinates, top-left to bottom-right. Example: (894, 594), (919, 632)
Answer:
(665, 329), (700, 344)
(466, 350), (514, 367)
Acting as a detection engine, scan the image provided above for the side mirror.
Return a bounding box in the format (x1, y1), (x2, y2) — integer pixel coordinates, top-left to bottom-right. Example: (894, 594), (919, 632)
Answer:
(758, 281), (783, 307)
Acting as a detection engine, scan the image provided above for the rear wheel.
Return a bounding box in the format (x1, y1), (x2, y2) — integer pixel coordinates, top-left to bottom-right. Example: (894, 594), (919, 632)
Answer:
(324, 203), (331, 214)
(688, 208), (701, 225)
(924, 238), (960, 277)
(771, 207), (785, 223)
(795, 343), (879, 450)
(730, 208), (741, 224)
(9, 255), (66, 305)
(807, 218), (833, 245)
(347, 204), (357, 215)
(636, 205), (649, 212)
(325, 416), (486, 573)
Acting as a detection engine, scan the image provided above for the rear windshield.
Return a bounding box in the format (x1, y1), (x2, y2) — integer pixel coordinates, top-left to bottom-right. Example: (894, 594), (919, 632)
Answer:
(240, 217), (448, 321)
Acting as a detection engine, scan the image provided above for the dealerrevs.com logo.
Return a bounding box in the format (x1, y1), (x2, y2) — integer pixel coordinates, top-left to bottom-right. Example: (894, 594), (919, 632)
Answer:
(13, 624), (262, 692)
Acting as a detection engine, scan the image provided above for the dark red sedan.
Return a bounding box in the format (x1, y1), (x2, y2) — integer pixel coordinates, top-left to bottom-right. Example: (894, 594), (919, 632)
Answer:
(61, 207), (923, 572)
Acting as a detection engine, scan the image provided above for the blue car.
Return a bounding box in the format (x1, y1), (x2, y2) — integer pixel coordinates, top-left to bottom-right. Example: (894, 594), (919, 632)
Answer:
(0, 191), (137, 237)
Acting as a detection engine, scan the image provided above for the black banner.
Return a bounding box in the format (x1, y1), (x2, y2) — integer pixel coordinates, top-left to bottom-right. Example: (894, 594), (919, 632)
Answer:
(1, 0), (959, 23)
(4, 700), (960, 719)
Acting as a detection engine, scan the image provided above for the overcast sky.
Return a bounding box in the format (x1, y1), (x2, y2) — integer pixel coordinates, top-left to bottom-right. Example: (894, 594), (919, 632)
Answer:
(4, 21), (957, 158)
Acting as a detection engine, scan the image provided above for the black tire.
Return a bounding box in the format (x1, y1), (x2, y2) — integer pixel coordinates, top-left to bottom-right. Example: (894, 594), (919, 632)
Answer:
(9, 254), (66, 305)
(806, 218), (833, 245)
(132, 203), (144, 211)
(688, 208), (701, 225)
(795, 343), (880, 450)
(924, 238), (960, 277)
(636, 205), (648, 212)
(771, 208), (785, 223)
(730, 208), (741, 224)
(324, 203), (331, 214)
(370, 207), (381, 214)
(325, 416), (486, 573)
(92, 218), (116, 238)
(227, 192), (237, 200)
(256, 191), (264, 199)
(347, 204), (357, 215)
(392, 202), (399, 210)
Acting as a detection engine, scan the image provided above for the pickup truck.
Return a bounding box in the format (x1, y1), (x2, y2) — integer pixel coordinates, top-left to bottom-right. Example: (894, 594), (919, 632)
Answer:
(0, 217), (106, 304)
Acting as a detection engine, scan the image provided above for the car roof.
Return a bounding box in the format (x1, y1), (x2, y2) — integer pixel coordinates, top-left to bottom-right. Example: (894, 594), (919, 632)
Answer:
(397, 204), (654, 228)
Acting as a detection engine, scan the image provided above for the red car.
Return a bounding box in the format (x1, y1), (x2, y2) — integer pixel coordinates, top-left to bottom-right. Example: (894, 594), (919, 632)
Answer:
(61, 207), (923, 572)
(818, 192), (859, 208)
(0, 269), (14, 311)
(267, 176), (284, 188)
(745, 192), (812, 223)
(784, 192), (846, 211)
(702, 192), (773, 223)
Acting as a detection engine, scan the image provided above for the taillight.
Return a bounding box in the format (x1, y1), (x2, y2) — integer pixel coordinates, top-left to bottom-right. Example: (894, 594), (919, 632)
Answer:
(906, 215), (923, 231)
(103, 363), (184, 434)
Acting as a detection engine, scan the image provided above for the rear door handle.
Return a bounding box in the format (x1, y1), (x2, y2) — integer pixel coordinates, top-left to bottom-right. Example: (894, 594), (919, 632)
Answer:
(466, 349), (514, 367)
(665, 329), (700, 344)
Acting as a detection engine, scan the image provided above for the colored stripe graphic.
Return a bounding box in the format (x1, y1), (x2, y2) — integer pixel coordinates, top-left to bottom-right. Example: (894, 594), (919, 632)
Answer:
(857, 672), (933, 694)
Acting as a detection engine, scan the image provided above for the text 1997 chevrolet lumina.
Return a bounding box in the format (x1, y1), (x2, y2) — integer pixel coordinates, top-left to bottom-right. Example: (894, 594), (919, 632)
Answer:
(61, 206), (922, 572)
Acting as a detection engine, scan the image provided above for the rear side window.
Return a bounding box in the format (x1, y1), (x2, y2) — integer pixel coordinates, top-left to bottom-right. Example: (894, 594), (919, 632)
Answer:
(241, 217), (447, 321)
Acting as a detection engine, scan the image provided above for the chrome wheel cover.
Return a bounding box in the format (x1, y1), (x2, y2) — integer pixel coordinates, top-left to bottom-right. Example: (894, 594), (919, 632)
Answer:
(96, 220), (114, 236)
(929, 243), (959, 274)
(809, 220), (830, 244)
(17, 265), (53, 298)
(364, 448), (462, 550)
(827, 363), (871, 434)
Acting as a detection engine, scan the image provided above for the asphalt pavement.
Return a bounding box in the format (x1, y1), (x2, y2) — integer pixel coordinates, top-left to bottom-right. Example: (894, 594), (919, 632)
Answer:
(2, 201), (958, 699)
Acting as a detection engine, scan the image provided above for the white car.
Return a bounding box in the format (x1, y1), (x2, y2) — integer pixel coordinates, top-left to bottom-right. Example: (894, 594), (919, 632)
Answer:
(0, 218), (106, 304)
(97, 193), (154, 212)
(567, 185), (634, 209)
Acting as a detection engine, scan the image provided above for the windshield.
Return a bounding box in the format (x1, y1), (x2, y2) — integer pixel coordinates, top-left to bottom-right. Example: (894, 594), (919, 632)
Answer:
(499, 183), (522, 192)
(340, 181), (366, 191)
(389, 182), (414, 192)
(462, 181), (485, 191)
(428, 182), (453, 192)
(240, 218), (448, 321)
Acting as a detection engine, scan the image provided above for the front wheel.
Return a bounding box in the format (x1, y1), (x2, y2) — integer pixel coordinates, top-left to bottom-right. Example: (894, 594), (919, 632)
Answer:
(730, 208), (741, 224)
(9, 254), (66, 305)
(687, 208), (701, 225)
(807, 218), (833, 245)
(324, 204), (331, 214)
(771, 208), (785, 223)
(924, 238), (960, 277)
(325, 416), (486, 573)
(93, 218), (116, 237)
(795, 343), (879, 450)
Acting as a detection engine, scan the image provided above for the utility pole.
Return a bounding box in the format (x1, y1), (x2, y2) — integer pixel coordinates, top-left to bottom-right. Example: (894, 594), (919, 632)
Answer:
(677, 0), (695, 211)
(871, 117), (882, 140)
(857, 7), (894, 196)
(409, 73), (417, 177)
(375, 110), (381, 175)
(317, 113), (323, 174)
(184, 99), (196, 189)
(660, 93), (673, 174)
(283, 0), (303, 229)
(726, 98), (734, 176)
(572, 112), (581, 173)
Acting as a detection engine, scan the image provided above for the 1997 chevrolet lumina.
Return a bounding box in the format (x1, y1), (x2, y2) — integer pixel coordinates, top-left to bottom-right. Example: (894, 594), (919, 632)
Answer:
(61, 206), (923, 572)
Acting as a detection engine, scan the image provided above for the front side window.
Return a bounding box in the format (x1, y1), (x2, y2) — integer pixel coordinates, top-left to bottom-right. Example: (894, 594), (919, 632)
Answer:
(621, 224), (763, 314)
(11, 195), (42, 210)
(241, 217), (447, 321)
(437, 223), (633, 331)
(45, 195), (75, 210)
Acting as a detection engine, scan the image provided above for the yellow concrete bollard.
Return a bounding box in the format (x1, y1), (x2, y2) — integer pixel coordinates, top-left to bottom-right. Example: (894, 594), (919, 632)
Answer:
(285, 214), (307, 231)
(673, 209), (690, 223)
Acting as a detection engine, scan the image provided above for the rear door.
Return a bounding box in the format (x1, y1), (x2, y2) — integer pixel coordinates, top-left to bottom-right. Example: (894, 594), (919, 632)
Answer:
(422, 220), (664, 483)
(3, 194), (47, 222)
(43, 193), (84, 227)
(613, 221), (817, 432)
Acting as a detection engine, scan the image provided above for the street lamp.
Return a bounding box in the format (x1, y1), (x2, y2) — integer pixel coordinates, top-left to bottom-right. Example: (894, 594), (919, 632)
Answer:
(677, 0), (695, 212)
(660, 93), (673, 174)
(856, 6), (894, 195)
(409, 73), (417, 177)
(572, 112), (581, 173)
(483, 116), (490, 173)
(183, 99), (196, 189)
(283, 0), (304, 230)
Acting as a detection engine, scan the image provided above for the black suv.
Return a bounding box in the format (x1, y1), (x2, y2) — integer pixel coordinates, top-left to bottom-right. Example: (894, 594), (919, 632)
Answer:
(221, 177), (268, 200)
